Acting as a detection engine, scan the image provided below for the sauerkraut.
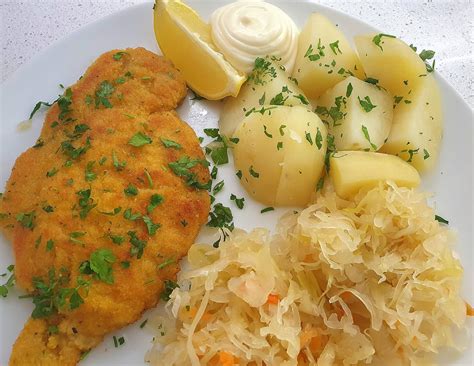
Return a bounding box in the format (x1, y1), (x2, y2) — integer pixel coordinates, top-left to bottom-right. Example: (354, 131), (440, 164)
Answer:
(146, 182), (468, 365)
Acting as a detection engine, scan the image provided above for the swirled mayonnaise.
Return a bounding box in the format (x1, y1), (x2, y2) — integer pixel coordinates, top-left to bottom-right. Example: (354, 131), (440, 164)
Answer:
(210, 0), (298, 75)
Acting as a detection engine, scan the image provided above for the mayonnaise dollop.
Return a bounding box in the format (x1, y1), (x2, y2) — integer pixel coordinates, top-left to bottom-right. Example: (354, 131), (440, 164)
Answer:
(210, 0), (298, 75)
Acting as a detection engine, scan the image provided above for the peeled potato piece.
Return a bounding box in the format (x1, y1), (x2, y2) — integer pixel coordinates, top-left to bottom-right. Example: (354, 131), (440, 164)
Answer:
(233, 105), (327, 206)
(292, 13), (364, 100)
(354, 34), (427, 100)
(219, 56), (310, 137)
(329, 150), (420, 198)
(380, 74), (442, 171)
(316, 76), (393, 151)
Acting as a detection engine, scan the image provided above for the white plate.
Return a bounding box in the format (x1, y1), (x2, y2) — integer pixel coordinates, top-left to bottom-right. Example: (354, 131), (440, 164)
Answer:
(0, 1), (472, 365)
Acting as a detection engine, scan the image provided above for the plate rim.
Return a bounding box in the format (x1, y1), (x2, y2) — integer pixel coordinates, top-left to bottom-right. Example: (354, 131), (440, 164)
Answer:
(0, 1), (472, 365)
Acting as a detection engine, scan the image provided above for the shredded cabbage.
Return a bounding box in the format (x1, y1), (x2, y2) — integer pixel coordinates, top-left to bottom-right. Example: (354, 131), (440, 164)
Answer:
(146, 182), (467, 365)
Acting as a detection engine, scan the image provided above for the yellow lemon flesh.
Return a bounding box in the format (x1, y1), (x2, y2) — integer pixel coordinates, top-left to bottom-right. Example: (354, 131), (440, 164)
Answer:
(153, 0), (245, 100)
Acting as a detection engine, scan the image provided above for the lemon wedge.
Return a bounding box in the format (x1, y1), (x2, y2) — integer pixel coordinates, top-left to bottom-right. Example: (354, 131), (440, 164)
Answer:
(153, 0), (245, 100)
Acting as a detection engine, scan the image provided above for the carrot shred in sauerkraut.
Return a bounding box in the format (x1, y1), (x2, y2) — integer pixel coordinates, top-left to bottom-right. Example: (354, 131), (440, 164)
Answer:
(146, 182), (467, 366)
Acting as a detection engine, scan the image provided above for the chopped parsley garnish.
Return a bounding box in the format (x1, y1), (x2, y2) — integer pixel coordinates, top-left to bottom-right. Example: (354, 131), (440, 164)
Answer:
(361, 125), (377, 151)
(76, 189), (97, 219)
(157, 258), (175, 270)
(113, 335), (125, 347)
(230, 194), (245, 209)
(48, 325), (59, 334)
(168, 156), (210, 190)
(112, 151), (126, 171)
(263, 125), (273, 138)
(329, 40), (342, 55)
(212, 180), (225, 195)
(365, 77), (379, 85)
(269, 91), (288, 106)
(372, 33), (396, 51)
(294, 94), (309, 105)
(277, 141), (283, 150)
(346, 83), (353, 97)
(120, 261), (130, 269)
(160, 137), (182, 149)
(139, 319), (148, 328)
(142, 216), (161, 236)
(57, 88), (73, 120)
(85, 161), (97, 182)
(35, 236), (42, 249)
(305, 131), (313, 145)
(60, 137), (91, 160)
(244, 105), (277, 117)
(46, 167), (59, 177)
(236, 170), (243, 179)
(46, 239), (54, 252)
(423, 149), (430, 160)
(304, 38), (325, 61)
(66, 124), (90, 139)
(207, 203), (234, 231)
(42, 205), (54, 213)
(209, 145), (228, 166)
(129, 132), (152, 147)
(80, 248), (116, 284)
(358, 96), (377, 112)
(113, 51), (128, 60)
(279, 125), (286, 136)
(316, 95), (347, 127)
(0, 265), (15, 298)
(393, 95), (403, 106)
(16, 211), (36, 230)
(29, 101), (52, 120)
(124, 184), (138, 197)
(94, 81), (115, 108)
(259, 92), (266, 105)
(261, 207), (274, 213)
(418, 49), (436, 72)
(435, 215), (449, 225)
(229, 137), (239, 144)
(69, 232), (86, 245)
(29, 268), (90, 318)
(203, 128), (220, 138)
(123, 208), (141, 221)
(147, 194), (164, 213)
(316, 176), (325, 191)
(160, 280), (179, 301)
(247, 57), (277, 85)
(210, 165), (219, 182)
(109, 234), (125, 245)
(128, 231), (147, 259)
(315, 128), (323, 150)
(402, 148), (419, 163)
(249, 165), (260, 178)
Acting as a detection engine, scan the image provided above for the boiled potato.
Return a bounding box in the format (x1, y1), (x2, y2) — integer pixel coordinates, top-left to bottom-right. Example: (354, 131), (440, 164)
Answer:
(380, 74), (442, 171)
(219, 56), (310, 137)
(354, 34), (427, 99)
(233, 105), (327, 206)
(316, 76), (392, 151)
(292, 13), (364, 100)
(329, 151), (420, 198)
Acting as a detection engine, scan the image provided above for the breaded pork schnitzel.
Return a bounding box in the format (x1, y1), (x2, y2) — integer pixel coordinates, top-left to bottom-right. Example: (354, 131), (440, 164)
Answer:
(0, 47), (210, 365)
